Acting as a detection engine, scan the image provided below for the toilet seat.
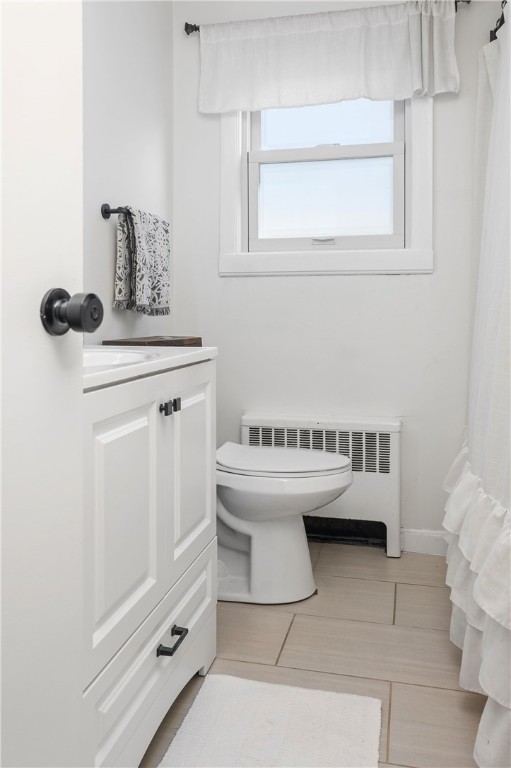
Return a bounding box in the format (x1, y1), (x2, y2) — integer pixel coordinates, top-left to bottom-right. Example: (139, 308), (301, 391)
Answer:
(216, 441), (351, 479)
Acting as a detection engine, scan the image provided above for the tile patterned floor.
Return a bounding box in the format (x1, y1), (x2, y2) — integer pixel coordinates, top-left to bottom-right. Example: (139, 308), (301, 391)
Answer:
(140, 542), (486, 768)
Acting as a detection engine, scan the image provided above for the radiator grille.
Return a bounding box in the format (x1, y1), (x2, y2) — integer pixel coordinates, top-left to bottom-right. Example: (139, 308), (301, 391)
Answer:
(247, 425), (392, 474)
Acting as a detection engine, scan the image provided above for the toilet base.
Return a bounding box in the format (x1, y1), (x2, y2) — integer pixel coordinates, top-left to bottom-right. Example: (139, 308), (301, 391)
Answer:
(217, 513), (316, 604)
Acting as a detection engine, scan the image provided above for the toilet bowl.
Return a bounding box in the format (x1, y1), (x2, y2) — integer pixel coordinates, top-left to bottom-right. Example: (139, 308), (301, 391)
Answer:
(216, 442), (353, 604)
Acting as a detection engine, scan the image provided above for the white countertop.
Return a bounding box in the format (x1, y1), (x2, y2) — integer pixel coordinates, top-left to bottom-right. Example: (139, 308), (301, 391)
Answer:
(83, 345), (218, 391)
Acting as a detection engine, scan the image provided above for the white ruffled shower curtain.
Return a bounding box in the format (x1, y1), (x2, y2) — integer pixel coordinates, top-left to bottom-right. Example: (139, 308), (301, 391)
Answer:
(442, 9), (510, 768)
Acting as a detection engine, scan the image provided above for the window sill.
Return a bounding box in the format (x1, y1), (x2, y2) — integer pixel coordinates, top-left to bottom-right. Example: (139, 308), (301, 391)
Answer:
(219, 249), (434, 276)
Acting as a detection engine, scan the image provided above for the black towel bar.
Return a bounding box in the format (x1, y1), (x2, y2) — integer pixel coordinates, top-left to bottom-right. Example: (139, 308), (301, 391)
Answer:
(101, 203), (128, 219)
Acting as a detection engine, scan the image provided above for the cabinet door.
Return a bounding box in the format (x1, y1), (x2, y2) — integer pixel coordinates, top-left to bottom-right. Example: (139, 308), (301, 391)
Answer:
(83, 376), (166, 685)
(84, 360), (216, 686)
(158, 360), (216, 587)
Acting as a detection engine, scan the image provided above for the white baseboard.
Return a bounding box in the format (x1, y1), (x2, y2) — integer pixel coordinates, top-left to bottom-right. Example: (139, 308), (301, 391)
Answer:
(401, 528), (447, 556)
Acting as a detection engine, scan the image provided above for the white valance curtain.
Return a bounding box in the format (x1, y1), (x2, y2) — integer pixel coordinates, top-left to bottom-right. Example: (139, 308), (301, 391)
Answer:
(443, 9), (510, 768)
(198, 1), (459, 113)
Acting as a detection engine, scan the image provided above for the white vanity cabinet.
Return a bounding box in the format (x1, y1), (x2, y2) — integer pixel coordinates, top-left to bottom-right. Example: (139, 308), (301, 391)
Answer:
(82, 351), (217, 767)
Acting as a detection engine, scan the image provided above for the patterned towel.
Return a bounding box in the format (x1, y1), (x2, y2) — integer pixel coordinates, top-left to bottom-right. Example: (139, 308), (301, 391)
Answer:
(113, 207), (171, 316)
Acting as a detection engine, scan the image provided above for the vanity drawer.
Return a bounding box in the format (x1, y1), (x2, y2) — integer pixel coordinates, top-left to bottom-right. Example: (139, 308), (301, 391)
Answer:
(83, 540), (216, 767)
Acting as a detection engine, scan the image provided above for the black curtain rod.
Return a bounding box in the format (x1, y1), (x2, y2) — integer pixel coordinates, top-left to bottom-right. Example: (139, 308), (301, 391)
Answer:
(185, 1), (473, 34)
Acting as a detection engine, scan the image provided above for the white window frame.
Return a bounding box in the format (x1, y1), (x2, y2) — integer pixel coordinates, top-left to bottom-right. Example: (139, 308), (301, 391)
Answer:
(219, 98), (433, 276)
(248, 103), (405, 252)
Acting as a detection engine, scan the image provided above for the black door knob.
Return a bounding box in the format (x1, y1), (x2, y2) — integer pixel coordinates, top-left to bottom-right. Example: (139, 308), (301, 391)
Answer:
(40, 288), (104, 336)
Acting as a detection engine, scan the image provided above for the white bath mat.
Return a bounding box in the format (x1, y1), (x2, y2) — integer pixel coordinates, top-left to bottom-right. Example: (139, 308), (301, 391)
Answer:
(159, 674), (381, 767)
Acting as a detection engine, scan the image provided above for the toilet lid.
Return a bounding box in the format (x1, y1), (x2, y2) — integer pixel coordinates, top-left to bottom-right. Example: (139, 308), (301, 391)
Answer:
(216, 442), (351, 478)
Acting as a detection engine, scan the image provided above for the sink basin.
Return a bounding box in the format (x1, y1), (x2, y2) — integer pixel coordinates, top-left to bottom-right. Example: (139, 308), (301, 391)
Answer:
(83, 344), (217, 390)
(83, 347), (158, 368)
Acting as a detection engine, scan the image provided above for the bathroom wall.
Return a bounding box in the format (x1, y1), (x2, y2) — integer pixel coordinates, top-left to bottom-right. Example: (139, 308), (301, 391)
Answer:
(171, 0), (499, 549)
(83, 1), (174, 343)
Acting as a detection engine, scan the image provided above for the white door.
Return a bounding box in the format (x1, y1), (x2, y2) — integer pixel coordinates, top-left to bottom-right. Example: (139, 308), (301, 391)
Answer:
(1, 3), (85, 765)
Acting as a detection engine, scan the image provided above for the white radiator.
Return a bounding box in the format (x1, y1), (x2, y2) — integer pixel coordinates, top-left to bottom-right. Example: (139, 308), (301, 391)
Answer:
(241, 414), (402, 557)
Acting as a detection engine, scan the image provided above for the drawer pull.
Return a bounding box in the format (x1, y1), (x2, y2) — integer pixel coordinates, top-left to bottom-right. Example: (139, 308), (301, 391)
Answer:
(159, 400), (174, 416)
(156, 625), (189, 657)
(159, 398), (182, 417)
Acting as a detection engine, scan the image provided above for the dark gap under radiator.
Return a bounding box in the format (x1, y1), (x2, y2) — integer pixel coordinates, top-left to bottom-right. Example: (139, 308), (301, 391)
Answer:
(304, 517), (386, 548)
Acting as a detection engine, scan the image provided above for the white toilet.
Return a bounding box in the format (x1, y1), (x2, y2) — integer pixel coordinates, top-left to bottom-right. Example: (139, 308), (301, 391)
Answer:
(216, 442), (353, 604)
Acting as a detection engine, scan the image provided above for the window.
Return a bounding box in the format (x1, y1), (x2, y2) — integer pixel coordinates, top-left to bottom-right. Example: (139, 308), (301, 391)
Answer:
(249, 101), (405, 252)
(219, 98), (433, 276)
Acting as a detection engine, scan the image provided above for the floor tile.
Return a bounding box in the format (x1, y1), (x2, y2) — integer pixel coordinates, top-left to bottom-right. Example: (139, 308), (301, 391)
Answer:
(278, 614), (462, 690)
(139, 676), (204, 766)
(217, 601), (293, 665)
(306, 574), (395, 623)
(379, 764), (413, 767)
(395, 584), (452, 631)
(139, 727), (178, 767)
(242, 573), (395, 624)
(315, 543), (447, 586)
(211, 658), (391, 760)
(296, 573), (396, 623)
(154, 674), (204, 730)
(308, 540), (322, 566)
(389, 683), (486, 767)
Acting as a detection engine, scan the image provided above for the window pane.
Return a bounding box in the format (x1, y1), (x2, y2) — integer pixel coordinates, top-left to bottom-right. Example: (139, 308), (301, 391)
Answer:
(258, 157), (394, 239)
(261, 101), (394, 150)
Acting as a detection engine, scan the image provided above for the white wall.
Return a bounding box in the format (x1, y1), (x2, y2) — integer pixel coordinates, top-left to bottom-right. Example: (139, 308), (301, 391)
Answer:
(172, 0), (498, 537)
(83, 0), (174, 343)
